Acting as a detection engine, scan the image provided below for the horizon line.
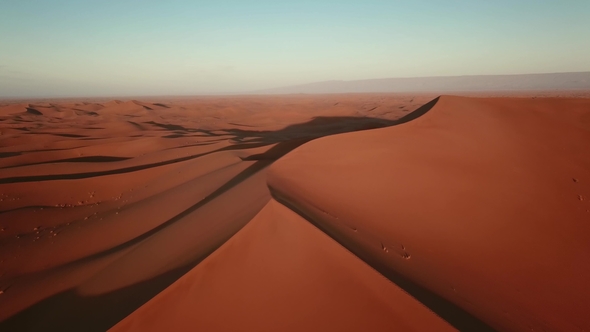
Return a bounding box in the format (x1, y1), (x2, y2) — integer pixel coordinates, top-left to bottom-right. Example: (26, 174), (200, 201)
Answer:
(2, 70), (590, 101)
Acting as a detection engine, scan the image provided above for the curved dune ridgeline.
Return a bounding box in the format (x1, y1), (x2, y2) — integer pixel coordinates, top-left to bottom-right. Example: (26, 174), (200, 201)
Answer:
(267, 96), (590, 331)
(1, 93), (590, 331)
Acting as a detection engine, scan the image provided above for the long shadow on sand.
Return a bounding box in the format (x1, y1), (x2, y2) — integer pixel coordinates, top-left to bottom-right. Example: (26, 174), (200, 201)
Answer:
(0, 113), (418, 184)
(0, 97), (493, 332)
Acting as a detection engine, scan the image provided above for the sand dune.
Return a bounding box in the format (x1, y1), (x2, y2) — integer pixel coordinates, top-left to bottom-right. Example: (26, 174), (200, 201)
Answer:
(1, 92), (589, 331)
(0, 94), (437, 331)
(267, 96), (590, 331)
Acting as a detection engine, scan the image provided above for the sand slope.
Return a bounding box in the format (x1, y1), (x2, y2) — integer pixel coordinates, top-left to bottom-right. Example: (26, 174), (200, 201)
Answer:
(268, 96), (590, 331)
(111, 199), (455, 332)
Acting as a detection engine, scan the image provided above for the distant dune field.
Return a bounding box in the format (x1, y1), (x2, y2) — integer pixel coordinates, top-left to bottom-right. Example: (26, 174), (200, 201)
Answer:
(257, 72), (590, 94)
(1, 92), (589, 331)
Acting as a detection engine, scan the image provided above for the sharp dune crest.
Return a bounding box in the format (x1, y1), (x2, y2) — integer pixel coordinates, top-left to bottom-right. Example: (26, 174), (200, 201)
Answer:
(267, 95), (590, 331)
(111, 200), (456, 332)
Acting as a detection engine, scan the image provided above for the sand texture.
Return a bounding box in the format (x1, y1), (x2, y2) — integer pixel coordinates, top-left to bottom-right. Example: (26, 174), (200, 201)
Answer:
(1, 92), (589, 331)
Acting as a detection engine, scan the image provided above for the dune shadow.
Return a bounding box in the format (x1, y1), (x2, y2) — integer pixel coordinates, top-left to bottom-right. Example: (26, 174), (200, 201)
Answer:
(152, 103), (170, 108)
(25, 107), (43, 116)
(1, 156), (131, 169)
(0, 152), (21, 158)
(0, 97), (438, 185)
(0, 265), (204, 332)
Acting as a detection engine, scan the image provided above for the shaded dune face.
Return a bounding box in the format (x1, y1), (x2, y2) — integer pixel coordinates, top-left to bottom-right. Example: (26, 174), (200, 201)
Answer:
(268, 96), (590, 331)
(0, 94), (438, 331)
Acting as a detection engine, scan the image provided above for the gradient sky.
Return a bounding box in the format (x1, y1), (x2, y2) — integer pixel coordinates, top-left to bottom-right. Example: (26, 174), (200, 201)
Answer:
(1, 0), (589, 97)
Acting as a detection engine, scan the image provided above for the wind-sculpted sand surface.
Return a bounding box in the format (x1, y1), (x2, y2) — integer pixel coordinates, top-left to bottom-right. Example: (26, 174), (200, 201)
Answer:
(267, 95), (590, 331)
(1, 93), (589, 331)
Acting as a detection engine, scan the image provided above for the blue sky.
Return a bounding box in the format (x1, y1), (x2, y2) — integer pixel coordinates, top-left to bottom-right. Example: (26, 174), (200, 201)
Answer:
(1, 0), (589, 97)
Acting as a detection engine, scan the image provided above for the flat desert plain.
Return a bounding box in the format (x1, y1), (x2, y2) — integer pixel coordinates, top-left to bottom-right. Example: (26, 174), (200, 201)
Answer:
(1, 92), (589, 331)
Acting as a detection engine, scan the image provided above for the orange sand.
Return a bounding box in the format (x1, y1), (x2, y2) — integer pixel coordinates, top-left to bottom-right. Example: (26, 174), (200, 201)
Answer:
(1, 92), (589, 331)
(267, 96), (590, 331)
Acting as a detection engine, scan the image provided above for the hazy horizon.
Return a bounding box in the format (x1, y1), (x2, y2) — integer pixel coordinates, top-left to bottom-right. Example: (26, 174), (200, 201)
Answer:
(2, 1), (589, 98)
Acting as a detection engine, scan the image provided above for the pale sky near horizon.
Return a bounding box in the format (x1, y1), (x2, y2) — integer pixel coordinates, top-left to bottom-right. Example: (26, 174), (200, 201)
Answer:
(1, 0), (589, 97)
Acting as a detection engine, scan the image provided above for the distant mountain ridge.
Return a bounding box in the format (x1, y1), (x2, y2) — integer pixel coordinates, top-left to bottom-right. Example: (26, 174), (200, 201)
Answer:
(257, 72), (590, 94)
